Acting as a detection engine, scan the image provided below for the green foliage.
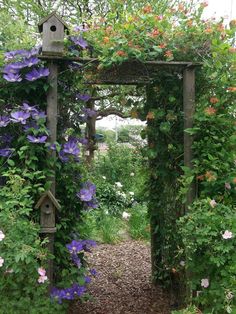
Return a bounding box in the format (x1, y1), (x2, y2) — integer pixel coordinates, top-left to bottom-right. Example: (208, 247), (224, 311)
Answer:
(93, 143), (147, 200)
(171, 305), (200, 314)
(0, 171), (66, 313)
(78, 210), (125, 244)
(178, 200), (236, 313)
(128, 203), (150, 241)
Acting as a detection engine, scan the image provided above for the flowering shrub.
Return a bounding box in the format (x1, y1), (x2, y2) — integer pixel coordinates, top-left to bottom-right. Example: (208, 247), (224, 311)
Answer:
(178, 200), (236, 313)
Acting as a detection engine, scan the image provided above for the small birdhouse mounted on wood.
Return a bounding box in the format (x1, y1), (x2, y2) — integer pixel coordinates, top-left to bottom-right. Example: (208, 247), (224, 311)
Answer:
(35, 190), (61, 234)
(38, 11), (69, 55)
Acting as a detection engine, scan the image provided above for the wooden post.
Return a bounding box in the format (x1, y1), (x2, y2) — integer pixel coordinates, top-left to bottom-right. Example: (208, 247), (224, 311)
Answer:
(183, 67), (196, 213)
(38, 12), (69, 291)
(47, 62), (58, 195)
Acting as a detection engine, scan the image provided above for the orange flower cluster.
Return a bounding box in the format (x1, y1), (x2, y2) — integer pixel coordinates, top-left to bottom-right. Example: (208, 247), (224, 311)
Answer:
(200, 1), (208, 8)
(146, 111), (155, 120)
(205, 171), (216, 181)
(143, 5), (152, 14)
(233, 177), (236, 184)
(227, 87), (236, 92)
(147, 28), (160, 37)
(158, 43), (167, 49)
(204, 107), (217, 115)
(209, 97), (219, 104)
(103, 37), (110, 44)
(229, 47), (236, 53)
(116, 50), (127, 57)
(164, 50), (173, 58)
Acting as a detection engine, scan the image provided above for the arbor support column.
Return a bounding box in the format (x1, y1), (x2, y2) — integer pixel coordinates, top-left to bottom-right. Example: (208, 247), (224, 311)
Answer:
(183, 67), (196, 213)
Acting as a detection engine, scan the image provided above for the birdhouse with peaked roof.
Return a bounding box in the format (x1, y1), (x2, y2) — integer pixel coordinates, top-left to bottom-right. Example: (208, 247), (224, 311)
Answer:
(36, 190), (61, 233)
(38, 11), (69, 55)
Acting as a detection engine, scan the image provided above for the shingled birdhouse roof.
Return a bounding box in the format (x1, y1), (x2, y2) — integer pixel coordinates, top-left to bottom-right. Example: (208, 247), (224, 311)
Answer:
(38, 11), (69, 33)
(35, 190), (61, 209)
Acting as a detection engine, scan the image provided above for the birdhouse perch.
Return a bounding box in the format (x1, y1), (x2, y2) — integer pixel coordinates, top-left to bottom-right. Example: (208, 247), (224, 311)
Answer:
(38, 11), (69, 55)
(36, 190), (61, 233)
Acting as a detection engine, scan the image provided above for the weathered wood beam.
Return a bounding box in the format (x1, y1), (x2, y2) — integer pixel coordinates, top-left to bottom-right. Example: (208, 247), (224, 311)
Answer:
(38, 55), (202, 67)
(183, 67), (196, 213)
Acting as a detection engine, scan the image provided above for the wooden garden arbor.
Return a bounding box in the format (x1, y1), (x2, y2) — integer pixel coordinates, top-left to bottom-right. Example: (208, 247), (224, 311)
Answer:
(38, 12), (201, 287)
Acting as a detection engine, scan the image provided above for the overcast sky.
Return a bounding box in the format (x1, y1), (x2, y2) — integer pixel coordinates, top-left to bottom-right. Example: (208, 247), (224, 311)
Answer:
(97, 0), (236, 130)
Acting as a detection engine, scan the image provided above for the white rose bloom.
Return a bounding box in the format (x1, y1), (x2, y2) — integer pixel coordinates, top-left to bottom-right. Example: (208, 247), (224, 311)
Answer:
(0, 257), (4, 267)
(130, 172), (135, 177)
(115, 182), (123, 188)
(0, 230), (5, 241)
(122, 212), (131, 220)
(129, 192), (134, 196)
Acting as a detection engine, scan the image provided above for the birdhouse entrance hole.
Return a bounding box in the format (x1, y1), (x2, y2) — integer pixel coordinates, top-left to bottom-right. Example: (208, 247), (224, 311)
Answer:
(50, 25), (57, 32)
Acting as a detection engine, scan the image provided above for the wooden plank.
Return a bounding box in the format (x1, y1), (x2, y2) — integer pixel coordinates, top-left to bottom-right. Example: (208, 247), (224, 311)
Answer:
(183, 67), (196, 212)
(45, 61), (58, 289)
(47, 62), (58, 195)
(38, 55), (202, 67)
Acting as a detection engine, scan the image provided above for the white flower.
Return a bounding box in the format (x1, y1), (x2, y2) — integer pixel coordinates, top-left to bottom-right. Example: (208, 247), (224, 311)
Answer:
(5, 268), (13, 274)
(180, 261), (185, 267)
(121, 193), (126, 198)
(201, 278), (209, 288)
(102, 176), (106, 180)
(0, 257), (4, 267)
(122, 212), (131, 220)
(115, 182), (123, 188)
(209, 199), (217, 208)
(130, 172), (135, 177)
(225, 182), (231, 190)
(38, 275), (48, 284)
(105, 210), (109, 215)
(226, 291), (234, 300)
(222, 230), (233, 239)
(226, 305), (232, 314)
(129, 192), (134, 196)
(0, 230), (5, 241)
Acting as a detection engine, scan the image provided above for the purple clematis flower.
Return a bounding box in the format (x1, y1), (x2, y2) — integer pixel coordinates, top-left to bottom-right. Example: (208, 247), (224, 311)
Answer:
(66, 240), (84, 254)
(70, 36), (88, 49)
(59, 151), (69, 163)
(32, 111), (46, 120)
(76, 93), (91, 102)
(63, 140), (80, 156)
(22, 103), (38, 114)
(24, 57), (40, 67)
(0, 116), (10, 127)
(25, 67), (50, 81)
(90, 268), (97, 276)
(10, 61), (26, 70)
(71, 254), (82, 268)
(3, 64), (19, 74)
(3, 73), (22, 82)
(27, 135), (47, 143)
(10, 111), (30, 124)
(78, 138), (89, 145)
(74, 25), (89, 32)
(0, 148), (14, 157)
(82, 239), (96, 252)
(77, 188), (93, 202)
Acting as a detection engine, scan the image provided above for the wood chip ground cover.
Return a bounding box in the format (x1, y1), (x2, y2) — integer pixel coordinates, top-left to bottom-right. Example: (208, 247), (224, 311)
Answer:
(70, 241), (171, 314)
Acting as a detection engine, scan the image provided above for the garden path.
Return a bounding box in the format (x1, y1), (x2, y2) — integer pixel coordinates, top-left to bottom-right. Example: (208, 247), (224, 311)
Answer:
(70, 241), (171, 314)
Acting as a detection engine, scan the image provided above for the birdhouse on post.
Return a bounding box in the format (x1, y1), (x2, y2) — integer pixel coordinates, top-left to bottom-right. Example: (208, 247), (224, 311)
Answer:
(38, 11), (69, 55)
(36, 190), (61, 234)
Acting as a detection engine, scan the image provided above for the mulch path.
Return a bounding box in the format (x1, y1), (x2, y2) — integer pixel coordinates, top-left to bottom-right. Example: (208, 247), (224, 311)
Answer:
(69, 241), (171, 314)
